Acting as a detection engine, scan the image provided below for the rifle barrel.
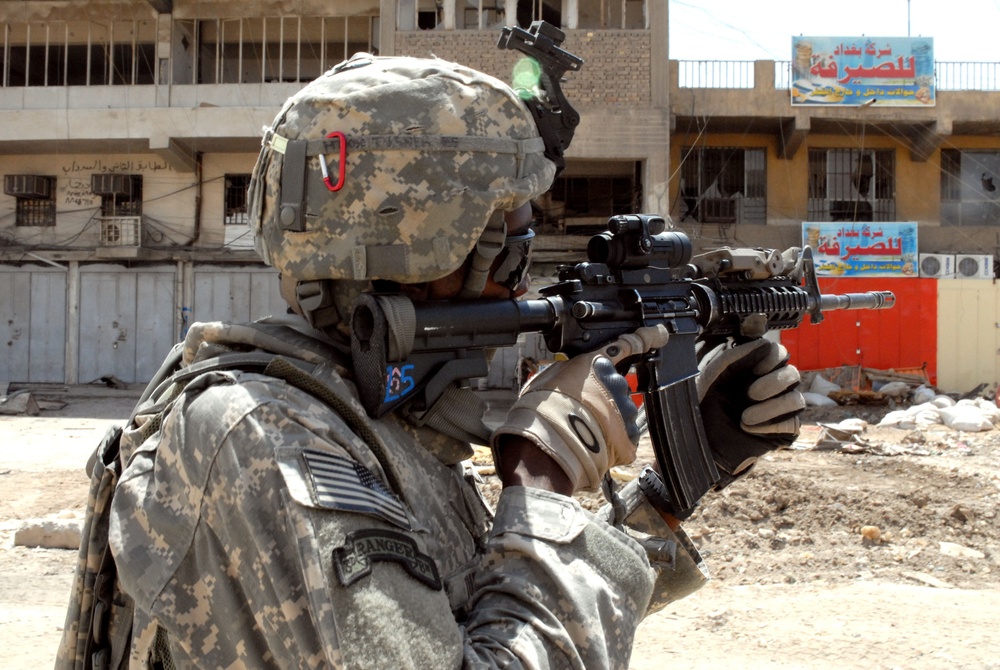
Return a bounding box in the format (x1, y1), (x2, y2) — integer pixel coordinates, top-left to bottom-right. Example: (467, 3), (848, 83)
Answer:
(818, 290), (896, 312)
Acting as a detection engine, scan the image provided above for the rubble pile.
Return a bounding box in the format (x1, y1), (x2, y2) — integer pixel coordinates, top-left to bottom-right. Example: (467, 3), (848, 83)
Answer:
(801, 366), (1000, 434)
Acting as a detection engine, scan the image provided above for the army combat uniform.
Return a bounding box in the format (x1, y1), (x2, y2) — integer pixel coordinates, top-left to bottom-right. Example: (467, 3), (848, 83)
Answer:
(57, 53), (710, 670)
(95, 316), (707, 669)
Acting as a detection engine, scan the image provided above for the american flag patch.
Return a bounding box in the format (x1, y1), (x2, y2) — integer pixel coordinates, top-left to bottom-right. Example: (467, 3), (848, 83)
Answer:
(301, 449), (410, 529)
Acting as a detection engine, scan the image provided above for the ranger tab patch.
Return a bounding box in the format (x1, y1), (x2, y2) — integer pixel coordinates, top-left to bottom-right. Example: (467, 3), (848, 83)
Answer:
(333, 529), (442, 590)
(301, 448), (410, 529)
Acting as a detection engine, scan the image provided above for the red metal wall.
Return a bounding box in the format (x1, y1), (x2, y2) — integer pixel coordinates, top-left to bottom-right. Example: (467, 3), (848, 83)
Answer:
(781, 277), (937, 383)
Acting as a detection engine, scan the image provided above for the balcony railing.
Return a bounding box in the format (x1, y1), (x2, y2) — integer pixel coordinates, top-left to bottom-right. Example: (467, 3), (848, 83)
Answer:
(677, 60), (758, 89)
(935, 62), (1000, 90)
(678, 60), (1000, 92)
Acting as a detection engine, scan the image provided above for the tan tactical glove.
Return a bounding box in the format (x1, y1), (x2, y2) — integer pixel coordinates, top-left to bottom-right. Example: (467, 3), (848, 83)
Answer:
(697, 338), (805, 488)
(492, 325), (670, 492)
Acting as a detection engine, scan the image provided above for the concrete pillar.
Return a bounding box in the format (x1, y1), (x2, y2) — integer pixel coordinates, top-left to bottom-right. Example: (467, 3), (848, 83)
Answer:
(755, 60), (775, 91)
(175, 260), (186, 341)
(156, 12), (172, 87)
(644, 149), (670, 217)
(647, 0), (669, 216)
(183, 261), (195, 337)
(443, 0), (455, 29)
(649, 0), (668, 108)
(386, 0), (406, 52)
(563, 0), (578, 29)
(504, 0), (517, 27)
(65, 261), (79, 385)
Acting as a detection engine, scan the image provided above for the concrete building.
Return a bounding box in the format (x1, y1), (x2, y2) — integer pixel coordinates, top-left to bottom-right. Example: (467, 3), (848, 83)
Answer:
(0, 0), (998, 392)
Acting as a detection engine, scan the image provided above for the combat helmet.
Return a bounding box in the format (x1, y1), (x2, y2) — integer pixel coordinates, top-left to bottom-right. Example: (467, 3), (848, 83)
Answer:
(247, 53), (556, 325)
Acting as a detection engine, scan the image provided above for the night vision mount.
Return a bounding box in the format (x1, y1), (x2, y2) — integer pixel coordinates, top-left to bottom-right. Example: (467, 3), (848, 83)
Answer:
(498, 20), (583, 175)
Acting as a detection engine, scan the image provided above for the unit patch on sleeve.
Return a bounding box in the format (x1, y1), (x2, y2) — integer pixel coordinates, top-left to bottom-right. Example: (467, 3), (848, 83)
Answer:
(333, 529), (443, 590)
(301, 448), (410, 529)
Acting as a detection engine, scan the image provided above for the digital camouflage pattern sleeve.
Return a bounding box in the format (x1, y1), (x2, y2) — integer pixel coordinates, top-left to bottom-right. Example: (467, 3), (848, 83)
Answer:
(105, 359), (672, 669)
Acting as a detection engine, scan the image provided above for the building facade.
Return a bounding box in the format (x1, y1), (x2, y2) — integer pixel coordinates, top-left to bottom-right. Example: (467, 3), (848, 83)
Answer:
(0, 0), (997, 392)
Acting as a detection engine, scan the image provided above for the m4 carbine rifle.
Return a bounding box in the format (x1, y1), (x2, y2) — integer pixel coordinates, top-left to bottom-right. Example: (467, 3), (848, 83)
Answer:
(350, 214), (896, 515)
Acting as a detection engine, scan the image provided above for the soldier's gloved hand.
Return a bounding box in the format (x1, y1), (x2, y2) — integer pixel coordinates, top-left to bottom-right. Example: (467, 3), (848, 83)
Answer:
(696, 338), (805, 489)
(492, 325), (670, 492)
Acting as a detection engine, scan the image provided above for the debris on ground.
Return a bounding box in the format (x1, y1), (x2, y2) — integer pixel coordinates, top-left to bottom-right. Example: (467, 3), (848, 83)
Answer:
(0, 391), (40, 416)
(801, 365), (997, 420)
(98, 375), (128, 390)
(879, 397), (1000, 432)
(12, 511), (83, 550)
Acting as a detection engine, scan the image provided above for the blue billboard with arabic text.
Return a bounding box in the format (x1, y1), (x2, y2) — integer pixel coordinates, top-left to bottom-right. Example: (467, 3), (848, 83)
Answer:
(802, 222), (918, 277)
(791, 36), (934, 107)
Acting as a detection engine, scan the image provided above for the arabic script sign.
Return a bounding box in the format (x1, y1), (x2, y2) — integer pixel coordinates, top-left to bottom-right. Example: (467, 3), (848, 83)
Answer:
(791, 36), (934, 107)
(802, 222), (918, 277)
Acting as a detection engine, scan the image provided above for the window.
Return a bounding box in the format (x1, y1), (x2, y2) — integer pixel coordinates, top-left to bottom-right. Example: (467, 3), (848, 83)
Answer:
(417, 8), (440, 29)
(462, 1), (505, 29)
(517, 1), (562, 28)
(431, 0), (646, 30)
(807, 149), (895, 222)
(225, 174), (251, 225)
(178, 16), (375, 84)
(4, 175), (56, 226)
(538, 161), (641, 232)
(0, 20), (156, 86)
(940, 149), (1000, 226)
(91, 174), (142, 246)
(15, 196), (55, 227)
(91, 174), (142, 217)
(677, 147), (766, 225)
(576, 0), (646, 29)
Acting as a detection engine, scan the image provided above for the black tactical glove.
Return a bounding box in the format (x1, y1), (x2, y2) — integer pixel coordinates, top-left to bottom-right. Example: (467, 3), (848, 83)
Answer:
(696, 338), (805, 489)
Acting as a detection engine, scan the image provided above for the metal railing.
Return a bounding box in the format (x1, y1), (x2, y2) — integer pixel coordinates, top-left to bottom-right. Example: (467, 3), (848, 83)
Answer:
(935, 62), (1000, 90)
(678, 59), (1000, 92)
(677, 60), (757, 89)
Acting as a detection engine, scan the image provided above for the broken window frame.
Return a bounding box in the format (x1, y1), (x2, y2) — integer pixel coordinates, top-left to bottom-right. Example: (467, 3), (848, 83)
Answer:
(807, 148), (896, 223)
(677, 146), (767, 225)
(940, 149), (1000, 226)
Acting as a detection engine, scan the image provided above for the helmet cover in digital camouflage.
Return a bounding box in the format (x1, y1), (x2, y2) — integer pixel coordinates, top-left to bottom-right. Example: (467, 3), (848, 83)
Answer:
(248, 54), (556, 284)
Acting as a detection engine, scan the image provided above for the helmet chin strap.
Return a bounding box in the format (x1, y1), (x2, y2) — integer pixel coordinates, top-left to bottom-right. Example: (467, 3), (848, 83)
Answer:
(460, 209), (507, 298)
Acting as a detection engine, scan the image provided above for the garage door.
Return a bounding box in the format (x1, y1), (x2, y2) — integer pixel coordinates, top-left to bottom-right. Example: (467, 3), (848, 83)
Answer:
(0, 265), (67, 383)
(78, 265), (177, 384)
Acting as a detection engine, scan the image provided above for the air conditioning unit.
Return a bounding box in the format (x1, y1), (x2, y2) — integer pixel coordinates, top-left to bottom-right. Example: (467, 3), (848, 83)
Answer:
(956, 254), (995, 280)
(91, 173), (135, 196)
(4, 174), (53, 198)
(919, 253), (955, 279)
(99, 216), (141, 246)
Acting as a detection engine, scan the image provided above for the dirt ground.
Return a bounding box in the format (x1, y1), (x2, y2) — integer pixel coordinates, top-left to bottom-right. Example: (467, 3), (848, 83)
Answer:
(1, 392), (998, 670)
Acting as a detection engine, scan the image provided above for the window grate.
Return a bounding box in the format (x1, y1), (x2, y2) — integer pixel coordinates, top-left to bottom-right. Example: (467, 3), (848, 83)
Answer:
(677, 147), (767, 225)
(15, 197), (55, 227)
(807, 149), (895, 222)
(225, 174), (251, 225)
(99, 175), (142, 217)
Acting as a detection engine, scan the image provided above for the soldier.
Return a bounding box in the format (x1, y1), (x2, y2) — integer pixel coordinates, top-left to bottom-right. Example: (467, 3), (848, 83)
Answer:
(73, 54), (802, 669)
